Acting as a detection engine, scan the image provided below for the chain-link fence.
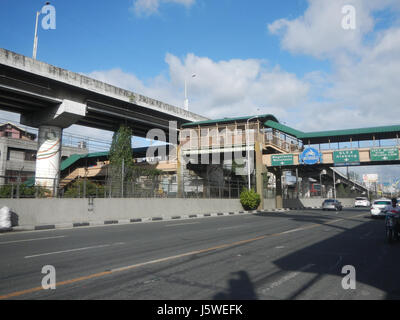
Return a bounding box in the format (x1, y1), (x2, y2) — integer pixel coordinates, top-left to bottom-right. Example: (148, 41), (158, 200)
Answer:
(0, 174), (255, 199)
(57, 175), (251, 199)
(0, 173), (371, 200)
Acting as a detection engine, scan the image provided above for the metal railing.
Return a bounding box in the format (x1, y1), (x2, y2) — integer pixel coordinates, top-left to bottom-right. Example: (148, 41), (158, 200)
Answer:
(264, 132), (302, 153)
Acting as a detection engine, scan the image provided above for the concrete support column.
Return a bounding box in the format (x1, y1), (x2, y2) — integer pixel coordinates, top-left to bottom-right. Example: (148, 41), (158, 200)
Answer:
(275, 168), (283, 209)
(35, 125), (63, 196)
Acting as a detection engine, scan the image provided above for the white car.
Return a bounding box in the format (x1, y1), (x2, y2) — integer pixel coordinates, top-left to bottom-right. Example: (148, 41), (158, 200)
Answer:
(370, 199), (391, 218)
(355, 197), (370, 207)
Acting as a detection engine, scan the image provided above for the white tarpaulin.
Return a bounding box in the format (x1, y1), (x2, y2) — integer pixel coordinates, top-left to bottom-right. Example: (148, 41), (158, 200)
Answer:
(0, 206), (11, 229)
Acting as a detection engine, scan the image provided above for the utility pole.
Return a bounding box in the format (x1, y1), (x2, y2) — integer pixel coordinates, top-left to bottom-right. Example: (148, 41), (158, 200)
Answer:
(121, 158), (125, 198)
(333, 170), (337, 199)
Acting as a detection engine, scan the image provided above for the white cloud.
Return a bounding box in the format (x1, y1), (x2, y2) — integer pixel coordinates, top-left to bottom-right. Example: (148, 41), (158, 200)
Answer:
(131, 0), (195, 17)
(287, 26), (400, 132)
(268, 0), (398, 60)
(88, 53), (310, 121)
(267, 0), (400, 132)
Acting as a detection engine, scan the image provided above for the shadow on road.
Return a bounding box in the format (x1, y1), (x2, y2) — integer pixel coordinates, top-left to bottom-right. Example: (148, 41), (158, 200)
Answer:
(254, 210), (361, 233)
(268, 214), (400, 300)
(213, 271), (258, 300)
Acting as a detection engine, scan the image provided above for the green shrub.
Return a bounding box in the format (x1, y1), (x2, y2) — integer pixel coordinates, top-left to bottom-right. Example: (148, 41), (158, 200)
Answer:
(0, 185), (11, 198)
(240, 188), (261, 210)
(64, 180), (105, 198)
(0, 185), (48, 198)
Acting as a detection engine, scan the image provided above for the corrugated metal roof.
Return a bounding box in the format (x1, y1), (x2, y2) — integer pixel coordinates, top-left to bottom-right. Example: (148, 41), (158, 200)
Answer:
(60, 147), (151, 171)
(60, 152), (109, 171)
(301, 125), (400, 139)
(264, 120), (304, 138)
(182, 114), (279, 128)
(264, 121), (400, 144)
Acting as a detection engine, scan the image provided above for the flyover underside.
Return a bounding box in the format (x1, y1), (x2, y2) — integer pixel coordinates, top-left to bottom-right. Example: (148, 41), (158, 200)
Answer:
(0, 63), (201, 141)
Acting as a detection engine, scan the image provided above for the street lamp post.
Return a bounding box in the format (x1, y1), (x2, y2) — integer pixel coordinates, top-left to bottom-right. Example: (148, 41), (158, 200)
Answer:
(33, 2), (52, 60)
(33, 11), (40, 59)
(246, 116), (259, 190)
(184, 74), (196, 111)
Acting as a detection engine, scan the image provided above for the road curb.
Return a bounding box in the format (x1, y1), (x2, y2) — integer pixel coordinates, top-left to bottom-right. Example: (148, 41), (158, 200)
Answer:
(4, 206), (350, 233)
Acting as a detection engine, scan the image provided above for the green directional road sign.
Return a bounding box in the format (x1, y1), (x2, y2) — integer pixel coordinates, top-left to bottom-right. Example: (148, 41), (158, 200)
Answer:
(271, 154), (294, 166)
(333, 150), (360, 165)
(370, 148), (399, 161)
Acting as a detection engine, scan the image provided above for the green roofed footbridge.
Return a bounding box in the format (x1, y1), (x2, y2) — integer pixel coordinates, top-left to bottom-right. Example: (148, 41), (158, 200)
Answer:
(180, 115), (400, 208)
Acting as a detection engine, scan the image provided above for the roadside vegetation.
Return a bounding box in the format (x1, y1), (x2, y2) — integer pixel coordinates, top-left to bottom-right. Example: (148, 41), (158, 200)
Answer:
(240, 188), (261, 210)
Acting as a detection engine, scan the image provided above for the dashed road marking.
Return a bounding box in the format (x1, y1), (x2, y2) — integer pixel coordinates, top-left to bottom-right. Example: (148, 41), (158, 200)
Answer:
(0, 235), (66, 245)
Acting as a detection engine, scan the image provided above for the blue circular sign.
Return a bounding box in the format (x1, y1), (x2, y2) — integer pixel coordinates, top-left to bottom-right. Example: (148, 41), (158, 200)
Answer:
(300, 147), (322, 165)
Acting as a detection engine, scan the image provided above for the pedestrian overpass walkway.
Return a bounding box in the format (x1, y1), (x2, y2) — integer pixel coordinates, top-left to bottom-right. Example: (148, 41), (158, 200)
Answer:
(181, 115), (400, 168)
(264, 145), (400, 168)
(180, 115), (400, 208)
(263, 120), (400, 168)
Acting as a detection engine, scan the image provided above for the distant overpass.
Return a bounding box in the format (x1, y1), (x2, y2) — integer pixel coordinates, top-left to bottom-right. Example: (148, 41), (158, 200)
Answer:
(0, 48), (207, 192)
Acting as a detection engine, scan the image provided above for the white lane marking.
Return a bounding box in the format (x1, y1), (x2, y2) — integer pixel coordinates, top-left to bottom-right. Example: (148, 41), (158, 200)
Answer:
(0, 235), (66, 245)
(217, 225), (242, 231)
(262, 264), (315, 293)
(279, 227), (305, 235)
(165, 222), (200, 227)
(24, 242), (125, 259)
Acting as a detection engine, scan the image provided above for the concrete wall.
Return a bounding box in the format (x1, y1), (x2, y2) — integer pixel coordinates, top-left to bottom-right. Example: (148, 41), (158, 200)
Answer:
(0, 198), (250, 227)
(283, 198), (355, 209)
(264, 198), (276, 210)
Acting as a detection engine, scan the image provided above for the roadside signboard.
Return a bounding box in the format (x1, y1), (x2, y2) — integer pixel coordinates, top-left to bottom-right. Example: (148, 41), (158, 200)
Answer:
(333, 150), (360, 166)
(363, 174), (378, 183)
(370, 147), (399, 161)
(271, 154), (294, 166)
(299, 147), (322, 165)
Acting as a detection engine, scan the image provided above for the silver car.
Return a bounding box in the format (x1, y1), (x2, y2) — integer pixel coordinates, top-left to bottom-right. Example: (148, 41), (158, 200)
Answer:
(371, 199), (392, 218)
(322, 199), (343, 211)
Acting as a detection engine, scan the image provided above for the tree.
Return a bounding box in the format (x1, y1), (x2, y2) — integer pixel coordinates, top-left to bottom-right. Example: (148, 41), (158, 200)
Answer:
(108, 125), (133, 197)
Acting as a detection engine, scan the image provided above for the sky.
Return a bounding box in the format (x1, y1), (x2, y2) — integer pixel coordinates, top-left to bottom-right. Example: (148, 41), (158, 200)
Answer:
(1, 0), (400, 183)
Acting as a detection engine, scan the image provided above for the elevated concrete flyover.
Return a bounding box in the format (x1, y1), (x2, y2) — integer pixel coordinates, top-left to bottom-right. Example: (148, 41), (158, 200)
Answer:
(0, 48), (207, 193)
(0, 48), (207, 137)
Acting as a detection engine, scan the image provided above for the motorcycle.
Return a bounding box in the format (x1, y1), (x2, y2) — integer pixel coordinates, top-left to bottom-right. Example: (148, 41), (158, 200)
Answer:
(385, 209), (400, 243)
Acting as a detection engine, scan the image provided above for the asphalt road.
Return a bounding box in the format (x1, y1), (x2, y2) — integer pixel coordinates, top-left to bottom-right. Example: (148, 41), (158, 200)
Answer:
(0, 207), (399, 300)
